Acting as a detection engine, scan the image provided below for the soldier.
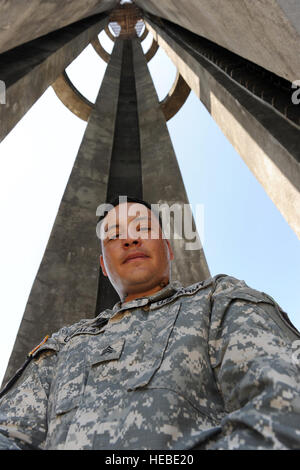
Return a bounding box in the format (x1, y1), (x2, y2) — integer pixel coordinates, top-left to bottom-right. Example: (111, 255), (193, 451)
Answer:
(0, 196), (299, 450)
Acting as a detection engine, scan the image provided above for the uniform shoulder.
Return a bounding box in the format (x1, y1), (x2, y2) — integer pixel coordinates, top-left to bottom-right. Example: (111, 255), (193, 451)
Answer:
(179, 274), (247, 298)
(24, 318), (89, 360)
(211, 273), (269, 302)
(0, 317), (102, 399)
(212, 273), (246, 290)
(33, 311), (111, 357)
(51, 317), (98, 345)
(209, 274), (300, 340)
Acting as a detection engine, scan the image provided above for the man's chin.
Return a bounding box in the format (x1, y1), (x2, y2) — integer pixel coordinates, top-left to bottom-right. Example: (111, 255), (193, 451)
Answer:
(123, 272), (160, 291)
(125, 273), (154, 286)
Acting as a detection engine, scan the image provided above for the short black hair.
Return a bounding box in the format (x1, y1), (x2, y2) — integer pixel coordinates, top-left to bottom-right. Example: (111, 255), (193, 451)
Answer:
(96, 195), (163, 228)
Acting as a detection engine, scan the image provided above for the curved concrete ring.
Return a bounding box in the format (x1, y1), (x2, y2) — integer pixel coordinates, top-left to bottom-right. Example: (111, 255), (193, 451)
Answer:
(52, 71), (94, 122)
(160, 71), (191, 121)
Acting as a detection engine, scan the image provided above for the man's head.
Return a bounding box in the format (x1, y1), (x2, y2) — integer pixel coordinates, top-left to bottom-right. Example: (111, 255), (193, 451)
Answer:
(97, 196), (174, 302)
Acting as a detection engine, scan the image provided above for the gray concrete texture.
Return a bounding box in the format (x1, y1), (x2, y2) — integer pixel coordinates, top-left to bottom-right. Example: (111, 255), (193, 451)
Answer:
(134, 0), (300, 82)
(146, 17), (300, 240)
(0, 0), (118, 54)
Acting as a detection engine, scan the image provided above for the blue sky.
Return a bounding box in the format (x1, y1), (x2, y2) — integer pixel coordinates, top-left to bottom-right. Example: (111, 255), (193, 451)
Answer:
(0, 30), (299, 384)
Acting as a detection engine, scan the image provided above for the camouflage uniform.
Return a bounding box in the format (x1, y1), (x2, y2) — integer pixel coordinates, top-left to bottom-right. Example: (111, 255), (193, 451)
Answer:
(0, 274), (299, 450)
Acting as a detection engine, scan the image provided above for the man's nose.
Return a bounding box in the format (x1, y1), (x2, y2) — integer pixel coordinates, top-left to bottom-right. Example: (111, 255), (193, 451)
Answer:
(122, 237), (142, 248)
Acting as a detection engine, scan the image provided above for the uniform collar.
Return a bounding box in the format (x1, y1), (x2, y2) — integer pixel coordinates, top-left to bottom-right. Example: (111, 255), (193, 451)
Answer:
(123, 280), (181, 307)
(97, 280), (182, 320)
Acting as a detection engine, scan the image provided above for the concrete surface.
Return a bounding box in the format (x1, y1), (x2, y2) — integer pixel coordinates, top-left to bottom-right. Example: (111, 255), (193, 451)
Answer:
(135, 0), (300, 82)
(0, 0), (118, 54)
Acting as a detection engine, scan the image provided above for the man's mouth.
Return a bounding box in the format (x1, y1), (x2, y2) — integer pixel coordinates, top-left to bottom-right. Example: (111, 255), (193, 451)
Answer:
(123, 253), (149, 264)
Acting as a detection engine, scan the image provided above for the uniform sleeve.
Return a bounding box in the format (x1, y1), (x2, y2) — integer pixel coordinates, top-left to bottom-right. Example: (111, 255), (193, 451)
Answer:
(206, 276), (300, 450)
(0, 349), (58, 450)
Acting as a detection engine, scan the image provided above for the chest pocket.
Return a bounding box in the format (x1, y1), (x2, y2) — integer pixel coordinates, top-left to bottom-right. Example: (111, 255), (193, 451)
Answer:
(126, 302), (181, 391)
(54, 339), (125, 415)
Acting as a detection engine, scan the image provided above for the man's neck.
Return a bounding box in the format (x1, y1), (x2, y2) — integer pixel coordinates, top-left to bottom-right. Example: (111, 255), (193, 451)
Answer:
(123, 280), (169, 303)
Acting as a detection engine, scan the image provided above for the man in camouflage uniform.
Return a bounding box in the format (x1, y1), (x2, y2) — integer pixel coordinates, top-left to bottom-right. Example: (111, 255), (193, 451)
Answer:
(0, 197), (299, 450)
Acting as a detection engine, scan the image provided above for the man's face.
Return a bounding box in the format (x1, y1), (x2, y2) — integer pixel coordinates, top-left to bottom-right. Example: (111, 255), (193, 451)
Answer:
(100, 203), (174, 301)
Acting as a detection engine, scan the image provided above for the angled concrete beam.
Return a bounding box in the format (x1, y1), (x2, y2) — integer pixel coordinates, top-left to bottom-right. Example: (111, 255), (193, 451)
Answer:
(0, 0), (118, 54)
(146, 16), (300, 239)
(0, 13), (108, 143)
(52, 71), (94, 122)
(135, 0), (300, 82)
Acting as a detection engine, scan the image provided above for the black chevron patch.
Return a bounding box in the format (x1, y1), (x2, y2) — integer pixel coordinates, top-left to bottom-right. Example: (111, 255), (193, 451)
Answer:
(100, 345), (115, 356)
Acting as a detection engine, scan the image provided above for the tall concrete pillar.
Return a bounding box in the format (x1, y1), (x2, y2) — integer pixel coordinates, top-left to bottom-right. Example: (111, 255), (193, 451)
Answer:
(3, 35), (209, 385)
(97, 36), (210, 310)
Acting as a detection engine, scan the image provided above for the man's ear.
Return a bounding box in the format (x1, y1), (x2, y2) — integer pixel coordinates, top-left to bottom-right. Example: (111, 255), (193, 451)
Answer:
(100, 255), (108, 277)
(166, 239), (174, 261)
